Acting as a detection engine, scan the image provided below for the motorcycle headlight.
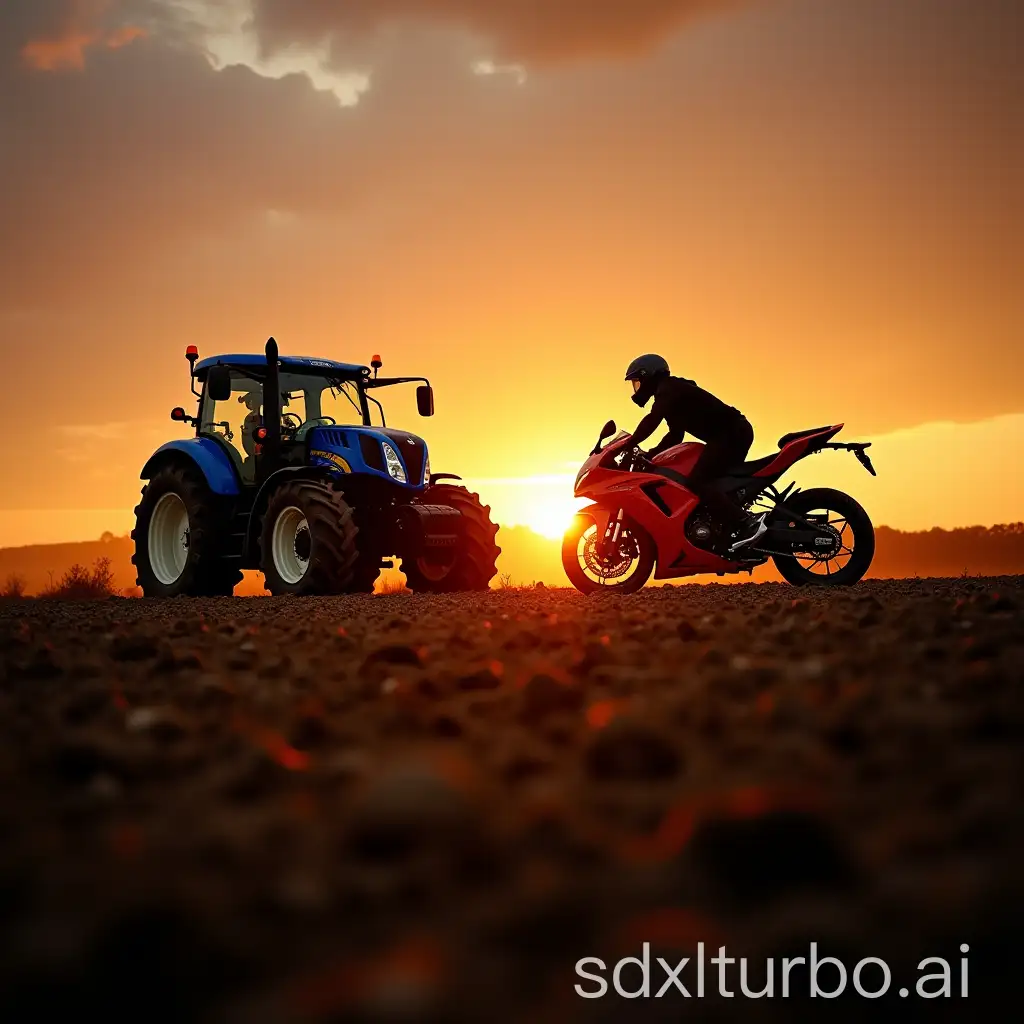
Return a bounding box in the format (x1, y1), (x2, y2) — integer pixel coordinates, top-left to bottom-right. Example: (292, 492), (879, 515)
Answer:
(381, 442), (407, 483)
(575, 469), (590, 492)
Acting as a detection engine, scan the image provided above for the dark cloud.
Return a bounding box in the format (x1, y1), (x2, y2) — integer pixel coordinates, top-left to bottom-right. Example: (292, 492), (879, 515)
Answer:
(0, 0), (1022, 442)
(0, 0), (73, 61)
(0, 8), (521, 310)
(251, 0), (747, 64)
(2, 60), (331, 307)
(0, 0), (151, 67)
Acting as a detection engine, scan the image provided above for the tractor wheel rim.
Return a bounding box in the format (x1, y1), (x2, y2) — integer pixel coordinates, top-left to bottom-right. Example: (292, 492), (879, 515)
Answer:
(149, 493), (190, 585)
(415, 553), (456, 582)
(273, 506), (310, 585)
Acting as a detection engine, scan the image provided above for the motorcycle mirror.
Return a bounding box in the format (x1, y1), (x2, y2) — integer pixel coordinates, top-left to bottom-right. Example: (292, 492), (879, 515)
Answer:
(591, 420), (618, 456)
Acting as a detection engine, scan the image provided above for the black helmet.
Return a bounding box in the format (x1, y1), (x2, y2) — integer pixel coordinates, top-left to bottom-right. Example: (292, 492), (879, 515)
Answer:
(624, 354), (670, 407)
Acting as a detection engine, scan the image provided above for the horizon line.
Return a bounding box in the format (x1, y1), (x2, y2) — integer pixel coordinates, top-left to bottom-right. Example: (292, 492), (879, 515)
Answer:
(1, 518), (1023, 554)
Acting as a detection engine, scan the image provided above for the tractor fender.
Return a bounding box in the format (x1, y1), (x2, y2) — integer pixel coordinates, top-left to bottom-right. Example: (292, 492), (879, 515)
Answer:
(243, 466), (336, 561)
(140, 439), (240, 495)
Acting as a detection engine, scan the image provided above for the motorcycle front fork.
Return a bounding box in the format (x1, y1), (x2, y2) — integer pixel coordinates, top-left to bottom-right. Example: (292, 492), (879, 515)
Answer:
(598, 509), (626, 556)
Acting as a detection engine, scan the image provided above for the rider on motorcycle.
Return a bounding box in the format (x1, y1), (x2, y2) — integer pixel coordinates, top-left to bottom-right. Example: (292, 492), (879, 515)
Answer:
(623, 354), (767, 552)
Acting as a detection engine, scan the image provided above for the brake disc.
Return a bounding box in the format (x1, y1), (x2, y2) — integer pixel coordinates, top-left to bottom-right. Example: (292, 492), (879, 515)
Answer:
(583, 533), (635, 580)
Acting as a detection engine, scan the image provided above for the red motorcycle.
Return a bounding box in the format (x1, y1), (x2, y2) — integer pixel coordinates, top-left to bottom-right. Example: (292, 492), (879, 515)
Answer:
(563, 421), (876, 593)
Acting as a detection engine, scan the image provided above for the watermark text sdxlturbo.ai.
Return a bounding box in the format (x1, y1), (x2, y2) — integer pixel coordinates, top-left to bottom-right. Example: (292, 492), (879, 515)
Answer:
(575, 942), (970, 1000)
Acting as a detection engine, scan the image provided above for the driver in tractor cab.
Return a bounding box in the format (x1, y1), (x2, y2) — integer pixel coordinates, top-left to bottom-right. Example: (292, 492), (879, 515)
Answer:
(239, 391), (263, 459)
(623, 354), (767, 553)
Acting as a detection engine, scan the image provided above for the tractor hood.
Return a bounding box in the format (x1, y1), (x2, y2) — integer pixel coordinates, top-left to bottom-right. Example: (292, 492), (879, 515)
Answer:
(308, 425), (429, 488)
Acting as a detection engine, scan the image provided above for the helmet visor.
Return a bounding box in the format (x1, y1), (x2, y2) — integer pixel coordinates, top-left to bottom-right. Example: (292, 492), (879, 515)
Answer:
(631, 378), (642, 394)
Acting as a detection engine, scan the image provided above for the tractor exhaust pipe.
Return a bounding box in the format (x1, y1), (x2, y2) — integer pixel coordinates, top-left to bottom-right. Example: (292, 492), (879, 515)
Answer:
(264, 337), (282, 472)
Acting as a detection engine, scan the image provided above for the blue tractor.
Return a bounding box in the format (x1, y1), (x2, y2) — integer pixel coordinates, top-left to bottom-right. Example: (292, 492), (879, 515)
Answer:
(132, 339), (500, 596)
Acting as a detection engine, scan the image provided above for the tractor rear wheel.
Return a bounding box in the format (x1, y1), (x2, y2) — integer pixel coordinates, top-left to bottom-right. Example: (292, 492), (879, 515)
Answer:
(132, 464), (240, 597)
(260, 479), (359, 596)
(402, 484), (500, 593)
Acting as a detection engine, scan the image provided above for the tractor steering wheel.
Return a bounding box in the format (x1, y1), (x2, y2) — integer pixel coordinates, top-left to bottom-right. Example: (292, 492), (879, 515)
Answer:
(292, 417), (337, 441)
(281, 412), (303, 435)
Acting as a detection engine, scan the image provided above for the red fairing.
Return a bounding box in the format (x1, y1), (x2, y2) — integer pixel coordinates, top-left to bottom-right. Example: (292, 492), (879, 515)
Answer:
(574, 439), (745, 580)
(754, 424), (843, 478)
(650, 441), (703, 474)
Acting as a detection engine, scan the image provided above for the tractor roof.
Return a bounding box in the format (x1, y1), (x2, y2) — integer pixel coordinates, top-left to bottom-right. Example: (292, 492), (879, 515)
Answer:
(195, 354), (370, 380)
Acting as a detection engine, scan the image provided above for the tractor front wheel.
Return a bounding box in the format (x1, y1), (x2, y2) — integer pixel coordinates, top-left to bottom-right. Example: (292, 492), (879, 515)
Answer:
(260, 479), (359, 596)
(402, 485), (500, 593)
(132, 464), (240, 597)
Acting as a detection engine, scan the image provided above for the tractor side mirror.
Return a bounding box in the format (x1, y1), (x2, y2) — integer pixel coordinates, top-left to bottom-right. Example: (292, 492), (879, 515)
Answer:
(171, 407), (187, 422)
(207, 365), (232, 402)
(416, 384), (435, 417)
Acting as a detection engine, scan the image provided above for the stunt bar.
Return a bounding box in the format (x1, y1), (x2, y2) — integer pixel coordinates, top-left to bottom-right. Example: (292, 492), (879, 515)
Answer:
(823, 442), (876, 476)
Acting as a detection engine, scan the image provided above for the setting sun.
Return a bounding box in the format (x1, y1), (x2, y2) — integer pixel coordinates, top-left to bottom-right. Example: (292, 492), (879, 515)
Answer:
(521, 496), (589, 540)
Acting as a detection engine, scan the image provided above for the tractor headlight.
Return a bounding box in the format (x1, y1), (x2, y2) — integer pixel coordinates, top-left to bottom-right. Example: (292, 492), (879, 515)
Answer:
(422, 454), (431, 486)
(381, 442), (407, 483)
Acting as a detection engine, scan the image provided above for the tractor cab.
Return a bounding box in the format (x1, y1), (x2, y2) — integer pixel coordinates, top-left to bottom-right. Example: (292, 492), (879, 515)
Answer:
(191, 351), (433, 491)
(193, 355), (372, 486)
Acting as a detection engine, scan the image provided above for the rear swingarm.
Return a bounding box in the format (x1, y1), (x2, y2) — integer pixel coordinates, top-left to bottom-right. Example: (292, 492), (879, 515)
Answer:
(749, 497), (837, 557)
(756, 523), (835, 556)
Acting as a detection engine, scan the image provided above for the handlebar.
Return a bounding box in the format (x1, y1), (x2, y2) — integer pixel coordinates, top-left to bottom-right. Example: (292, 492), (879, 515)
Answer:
(601, 439), (649, 472)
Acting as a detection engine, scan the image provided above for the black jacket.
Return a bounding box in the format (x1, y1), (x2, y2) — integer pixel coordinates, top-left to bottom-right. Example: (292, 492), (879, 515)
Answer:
(631, 375), (745, 453)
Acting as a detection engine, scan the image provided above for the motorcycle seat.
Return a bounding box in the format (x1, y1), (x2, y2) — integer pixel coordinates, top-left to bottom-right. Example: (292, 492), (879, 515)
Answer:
(778, 425), (834, 448)
(725, 453), (779, 476)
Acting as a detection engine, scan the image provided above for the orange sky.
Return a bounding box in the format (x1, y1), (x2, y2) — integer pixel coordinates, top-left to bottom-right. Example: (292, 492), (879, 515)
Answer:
(1, 0), (1021, 547)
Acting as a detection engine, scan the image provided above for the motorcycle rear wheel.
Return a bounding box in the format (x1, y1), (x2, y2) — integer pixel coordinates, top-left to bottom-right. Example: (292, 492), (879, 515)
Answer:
(772, 487), (874, 586)
(562, 511), (655, 594)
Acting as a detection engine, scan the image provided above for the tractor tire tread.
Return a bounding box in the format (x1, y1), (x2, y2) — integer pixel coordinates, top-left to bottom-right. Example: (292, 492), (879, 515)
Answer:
(403, 485), (500, 593)
(132, 463), (235, 597)
(260, 479), (360, 596)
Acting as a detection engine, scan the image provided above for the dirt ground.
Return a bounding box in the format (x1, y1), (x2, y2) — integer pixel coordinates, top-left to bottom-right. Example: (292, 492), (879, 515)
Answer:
(1, 578), (1022, 1022)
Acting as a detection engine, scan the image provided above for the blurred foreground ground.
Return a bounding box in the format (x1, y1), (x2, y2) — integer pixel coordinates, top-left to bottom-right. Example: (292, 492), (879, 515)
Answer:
(1, 579), (1022, 1022)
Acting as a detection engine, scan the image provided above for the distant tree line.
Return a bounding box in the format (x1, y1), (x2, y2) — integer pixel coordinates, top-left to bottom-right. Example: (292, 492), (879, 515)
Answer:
(1, 523), (1022, 599)
(871, 522), (1024, 578)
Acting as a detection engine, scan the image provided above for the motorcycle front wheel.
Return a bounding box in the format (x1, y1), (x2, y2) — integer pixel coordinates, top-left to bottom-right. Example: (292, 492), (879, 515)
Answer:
(562, 511), (655, 594)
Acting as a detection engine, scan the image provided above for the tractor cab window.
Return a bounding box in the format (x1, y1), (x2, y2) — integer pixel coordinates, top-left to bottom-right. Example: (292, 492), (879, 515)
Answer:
(366, 394), (386, 428)
(200, 371), (264, 483)
(275, 374), (342, 438)
(316, 379), (366, 428)
(278, 383), (308, 438)
(271, 375), (368, 434)
(200, 370), (372, 482)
